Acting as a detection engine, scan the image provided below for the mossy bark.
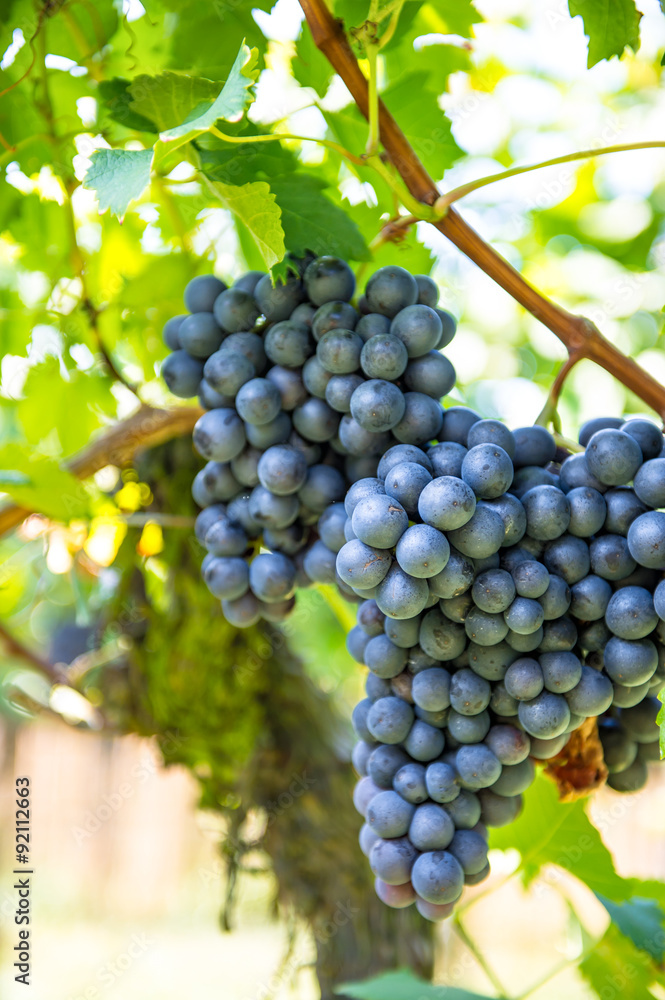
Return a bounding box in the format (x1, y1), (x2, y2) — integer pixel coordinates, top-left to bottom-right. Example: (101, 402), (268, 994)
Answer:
(100, 439), (433, 996)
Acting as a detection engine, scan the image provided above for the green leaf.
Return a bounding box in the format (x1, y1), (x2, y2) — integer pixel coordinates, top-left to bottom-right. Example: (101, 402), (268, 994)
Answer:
(580, 924), (665, 999)
(269, 175), (370, 269)
(83, 148), (154, 218)
(43, 0), (119, 62)
(596, 895), (665, 962)
(490, 775), (634, 900)
(427, 0), (482, 37)
(335, 969), (494, 1000)
(291, 24), (334, 98)
(17, 358), (112, 458)
(381, 72), (463, 178)
(128, 72), (223, 131)
(206, 179), (285, 269)
(160, 42), (258, 146)
(568, 0), (642, 67)
(98, 79), (159, 133)
(0, 443), (91, 521)
(657, 685), (665, 758)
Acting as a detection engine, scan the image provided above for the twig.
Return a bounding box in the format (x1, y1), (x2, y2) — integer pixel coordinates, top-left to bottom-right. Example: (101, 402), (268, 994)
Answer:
(297, 0), (665, 419)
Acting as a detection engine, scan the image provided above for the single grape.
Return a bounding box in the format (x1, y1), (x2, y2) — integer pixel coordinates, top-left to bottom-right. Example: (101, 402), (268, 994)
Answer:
(447, 505), (506, 559)
(293, 397), (340, 442)
(603, 637), (658, 686)
(245, 412), (292, 449)
(395, 524), (450, 579)
(364, 634), (408, 678)
(485, 724), (530, 765)
(439, 406), (481, 447)
(409, 803), (455, 850)
(255, 273), (304, 322)
(162, 351), (205, 398)
(621, 418), (663, 461)
(367, 789), (415, 838)
(393, 762), (428, 804)
(163, 314), (185, 350)
(392, 392), (444, 445)
(204, 556), (249, 600)
(559, 452), (607, 493)
(605, 586), (658, 640)
(352, 493), (409, 548)
(375, 564), (430, 620)
(411, 851), (464, 905)
(366, 266), (418, 318)
(264, 321), (313, 368)
(234, 271), (265, 295)
(367, 696), (414, 744)
(235, 378), (281, 426)
(350, 379), (406, 433)
(193, 409), (246, 462)
(212, 287), (259, 333)
(512, 426), (556, 468)
(585, 429), (642, 486)
(369, 835), (418, 885)
(603, 487), (647, 536)
(504, 658), (544, 701)
(564, 665), (614, 715)
(311, 300), (358, 341)
(428, 547), (475, 599)
(455, 744), (502, 789)
(419, 609), (467, 661)
(248, 485), (299, 529)
(184, 274), (226, 313)
(518, 690), (570, 739)
(427, 441), (467, 479)
(462, 444), (513, 500)
(221, 592), (261, 628)
(304, 255), (355, 306)
(627, 511), (665, 569)
(360, 333), (409, 381)
(374, 878), (416, 909)
(368, 744), (410, 788)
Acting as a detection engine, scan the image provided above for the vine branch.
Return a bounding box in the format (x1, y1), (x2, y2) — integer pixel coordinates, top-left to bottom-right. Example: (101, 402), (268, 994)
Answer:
(298, 0), (665, 419)
(0, 405), (202, 537)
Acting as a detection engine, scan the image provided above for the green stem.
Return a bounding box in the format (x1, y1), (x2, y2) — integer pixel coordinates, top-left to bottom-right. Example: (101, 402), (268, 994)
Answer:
(535, 353), (582, 433)
(453, 914), (508, 998)
(435, 141), (665, 211)
(209, 125), (366, 167)
(365, 42), (380, 155)
(367, 155), (439, 220)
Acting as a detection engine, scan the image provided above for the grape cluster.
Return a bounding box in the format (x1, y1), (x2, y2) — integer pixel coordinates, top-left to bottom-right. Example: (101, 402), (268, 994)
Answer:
(342, 415), (665, 920)
(160, 255), (665, 924)
(160, 258), (457, 627)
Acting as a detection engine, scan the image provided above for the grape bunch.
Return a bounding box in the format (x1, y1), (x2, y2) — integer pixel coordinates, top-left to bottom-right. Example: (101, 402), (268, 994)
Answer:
(160, 257), (456, 627)
(340, 415), (665, 920)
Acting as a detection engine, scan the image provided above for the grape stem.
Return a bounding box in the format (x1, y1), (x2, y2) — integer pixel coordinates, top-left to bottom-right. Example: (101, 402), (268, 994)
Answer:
(297, 0), (665, 419)
(364, 40), (380, 156)
(535, 353), (584, 432)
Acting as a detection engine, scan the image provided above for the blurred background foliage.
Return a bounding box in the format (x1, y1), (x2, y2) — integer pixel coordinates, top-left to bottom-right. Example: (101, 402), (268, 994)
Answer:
(0, 0), (665, 997)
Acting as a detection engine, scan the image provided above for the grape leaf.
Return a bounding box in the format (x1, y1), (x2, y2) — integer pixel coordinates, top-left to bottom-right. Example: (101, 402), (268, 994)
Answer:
(83, 148), (154, 218)
(657, 685), (665, 758)
(335, 969), (494, 1000)
(490, 775), (634, 900)
(98, 79), (159, 133)
(596, 896), (665, 962)
(291, 24), (334, 98)
(128, 72), (223, 131)
(198, 126), (298, 186)
(269, 175), (370, 272)
(206, 179), (285, 268)
(381, 72), (463, 178)
(160, 42), (258, 146)
(0, 443), (91, 521)
(580, 924), (665, 999)
(427, 0), (482, 37)
(568, 0), (642, 67)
